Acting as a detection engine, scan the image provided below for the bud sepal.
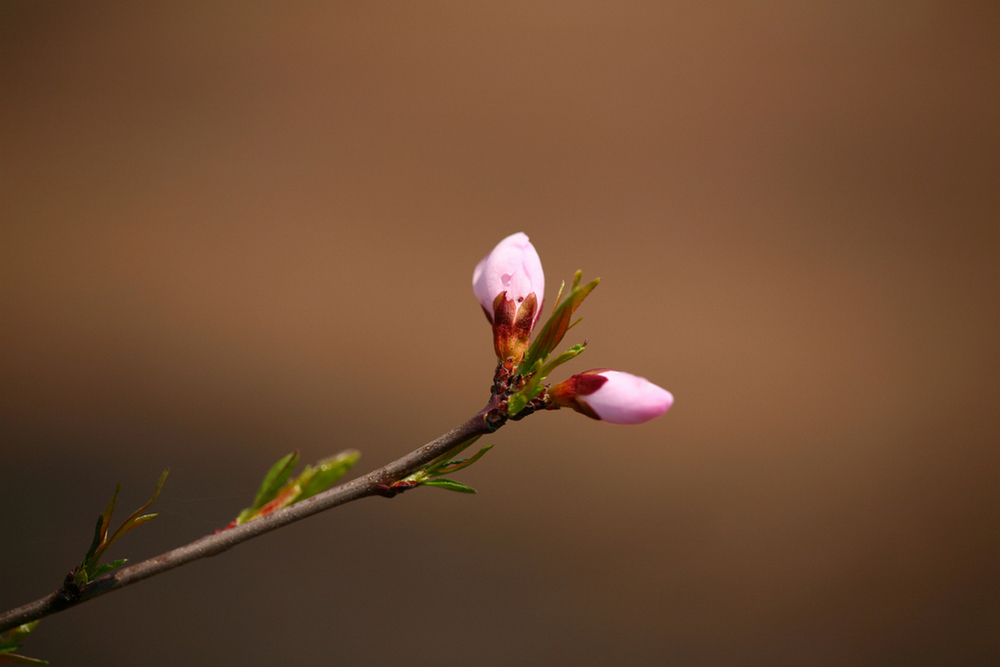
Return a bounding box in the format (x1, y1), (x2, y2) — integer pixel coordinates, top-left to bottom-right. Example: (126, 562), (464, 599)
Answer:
(490, 291), (538, 363)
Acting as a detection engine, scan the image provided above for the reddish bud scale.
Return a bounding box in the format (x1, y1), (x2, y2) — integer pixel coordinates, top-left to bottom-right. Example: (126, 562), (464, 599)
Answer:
(375, 479), (421, 498)
(491, 291), (538, 363)
(548, 370), (610, 420)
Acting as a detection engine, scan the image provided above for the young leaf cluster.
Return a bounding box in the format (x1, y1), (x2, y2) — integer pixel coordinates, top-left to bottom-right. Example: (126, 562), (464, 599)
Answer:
(397, 436), (494, 494)
(509, 271), (600, 415)
(72, 469), (169, 591)
(227, 450), (360, 528)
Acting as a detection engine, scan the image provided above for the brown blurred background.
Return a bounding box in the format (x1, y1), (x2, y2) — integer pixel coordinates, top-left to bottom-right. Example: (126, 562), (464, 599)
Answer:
(1, 2), (997, 665)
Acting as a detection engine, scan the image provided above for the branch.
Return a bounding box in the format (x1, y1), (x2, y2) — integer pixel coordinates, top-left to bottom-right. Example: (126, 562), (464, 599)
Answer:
(0, 397), (504, 633)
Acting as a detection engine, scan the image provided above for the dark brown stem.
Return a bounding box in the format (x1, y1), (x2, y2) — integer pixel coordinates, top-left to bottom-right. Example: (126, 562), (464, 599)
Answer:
(0, 397), (505, 633)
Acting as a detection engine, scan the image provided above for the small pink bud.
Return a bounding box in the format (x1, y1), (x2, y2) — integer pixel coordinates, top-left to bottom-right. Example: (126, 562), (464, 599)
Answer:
(473, 232), (545, 361)
(549, 370), (673, 425)
(472, 232), (545, 327)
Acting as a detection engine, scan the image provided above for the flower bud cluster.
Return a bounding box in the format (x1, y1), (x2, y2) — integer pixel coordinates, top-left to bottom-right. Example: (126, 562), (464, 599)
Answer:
(473, 233), (673, 426)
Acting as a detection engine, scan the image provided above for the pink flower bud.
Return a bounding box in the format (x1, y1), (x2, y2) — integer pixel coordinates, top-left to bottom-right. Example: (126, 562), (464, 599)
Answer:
(473, 232), (545, 361)
(472, 232), (545, 327)
(549, 370), (673, 425)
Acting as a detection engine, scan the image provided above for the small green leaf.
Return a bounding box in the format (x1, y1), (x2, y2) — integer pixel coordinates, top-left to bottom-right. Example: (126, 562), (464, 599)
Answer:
(519, 273), (599, 375)
(229, 450), (363, 528)
(90, 558), (128, 579)
(78, 470), (168, 584)
(83, 484), (121, 566)
(250, 452), (299, 512)
(82, 515), (105, 568)
(424, 436), (482, 475)
(422, 478), (477, 494)
(298, 450), (360, 500)
(507, 381), (545, 416)
(0, 622), (48, 665)
(0, 623), (38, 651)
(99, 469), (169, 561)
(552, 280), (566, 311)
(434, 445), (494, 475)
(540, 343), (586, 376)
(129, 513), (159, 528)
(508, 393), (527, 416)
(509, 341), (589, 417)
(98, 484), (122, 540)
(246, 483), (301, 522)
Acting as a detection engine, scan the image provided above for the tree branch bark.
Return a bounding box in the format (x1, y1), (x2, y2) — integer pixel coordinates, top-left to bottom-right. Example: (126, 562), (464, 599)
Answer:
(0, 398), (504, 634)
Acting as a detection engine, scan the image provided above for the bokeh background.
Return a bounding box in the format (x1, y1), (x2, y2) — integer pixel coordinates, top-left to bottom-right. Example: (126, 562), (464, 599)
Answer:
(2, 2), (997, 665)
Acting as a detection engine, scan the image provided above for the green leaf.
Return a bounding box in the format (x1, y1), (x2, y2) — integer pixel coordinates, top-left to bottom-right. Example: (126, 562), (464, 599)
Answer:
(247, 483), (302, 521)
(519, 273), (599, 375)
(540, 343), (587, 376)
(509, 341), (589, 416)
(433, 445), (494, 475)
(99, 469), (169, 560)
(508, 378), (548, 416)
(250, 452), (299, 512)
(78, 470), (168, 584)
(0, 623), (47, 665)
(422, 478), (477, 494)
(82, 515), (105, 569)
(297, 450), (360, 500)
(97, 484), (122, 540)
(0, 623), (38, 651)
(230, 450), (363, 528)
(83, 484), (121, 565)
(128, 513), (159, 528)
(552, 280), (566, 310)
(424, 436), (482, 475)
(90, 558), (128, 579)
